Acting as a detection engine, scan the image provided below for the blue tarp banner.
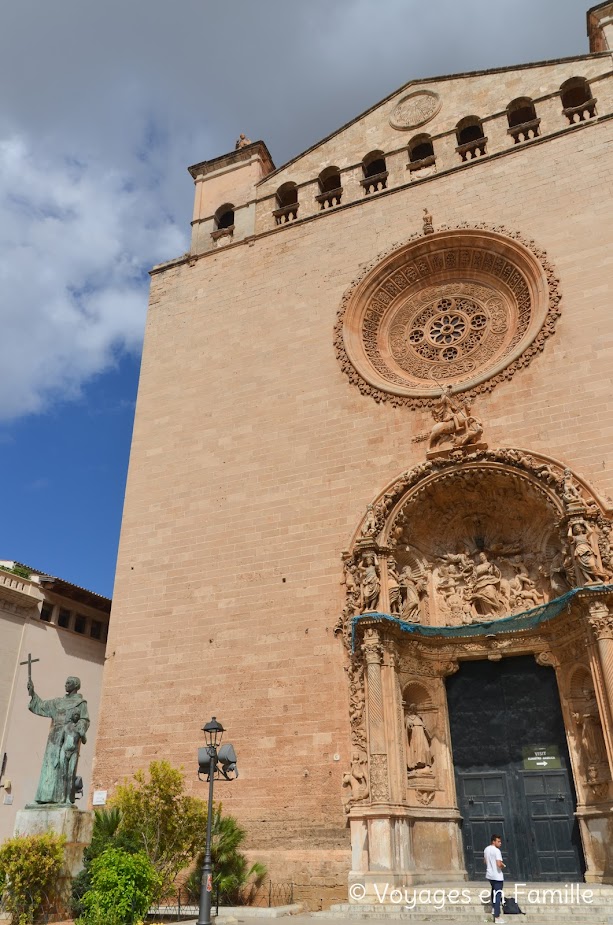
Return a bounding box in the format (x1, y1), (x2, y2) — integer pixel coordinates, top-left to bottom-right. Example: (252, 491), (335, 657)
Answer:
(351, 584), (613, 652)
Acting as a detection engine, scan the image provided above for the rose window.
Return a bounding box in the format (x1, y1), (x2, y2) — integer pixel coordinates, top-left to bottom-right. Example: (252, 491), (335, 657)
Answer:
(406, 297), (487, 364)
(428, 311), (466, 345)
(336, 227), (560, 404)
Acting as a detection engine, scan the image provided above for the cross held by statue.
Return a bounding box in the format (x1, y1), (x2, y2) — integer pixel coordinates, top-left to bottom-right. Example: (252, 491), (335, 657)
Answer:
(20, 653), (39, 683)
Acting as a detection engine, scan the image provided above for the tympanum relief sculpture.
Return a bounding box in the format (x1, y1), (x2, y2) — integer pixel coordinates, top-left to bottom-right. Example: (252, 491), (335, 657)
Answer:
(340, 448), (612, 635)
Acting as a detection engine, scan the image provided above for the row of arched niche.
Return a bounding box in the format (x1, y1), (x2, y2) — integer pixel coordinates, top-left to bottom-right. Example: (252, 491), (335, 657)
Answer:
(213, 75), (596, 231)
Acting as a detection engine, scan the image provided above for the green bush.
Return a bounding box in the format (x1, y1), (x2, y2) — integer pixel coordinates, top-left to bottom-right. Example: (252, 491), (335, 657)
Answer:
(77, 847), (160, 925)
(109, 760), (208, 896)
(71, 807), (141, 918)
(0, 832), (65, 925)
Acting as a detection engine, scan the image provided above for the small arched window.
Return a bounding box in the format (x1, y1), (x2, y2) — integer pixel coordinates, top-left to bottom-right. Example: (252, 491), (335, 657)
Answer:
(317, 167), (342, 210)
(211, 203), (235, 242)
(560, 76), (597, 123)
(361, 151), (388, 195)
(455, 117), (487, 161)
(408, 134), (435, 172)
(273, 182), (299, 225)
(507, 97), (540, 143)
(215, 204), (234, 230)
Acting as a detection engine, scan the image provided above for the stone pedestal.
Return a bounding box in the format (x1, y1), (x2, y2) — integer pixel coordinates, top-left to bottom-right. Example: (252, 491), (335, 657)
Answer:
(14, 806), (93, 897)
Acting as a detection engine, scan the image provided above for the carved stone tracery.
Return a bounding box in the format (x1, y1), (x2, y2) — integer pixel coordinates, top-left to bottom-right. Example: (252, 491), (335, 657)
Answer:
(334, 225), (561, 408)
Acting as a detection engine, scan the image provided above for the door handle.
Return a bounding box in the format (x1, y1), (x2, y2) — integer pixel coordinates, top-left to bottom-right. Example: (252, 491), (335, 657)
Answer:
(557, 793), (565, 801)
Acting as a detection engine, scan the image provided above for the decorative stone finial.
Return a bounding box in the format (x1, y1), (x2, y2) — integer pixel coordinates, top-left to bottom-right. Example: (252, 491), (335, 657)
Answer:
(235, 133), (251, 150)
(423, 208), (434, 235)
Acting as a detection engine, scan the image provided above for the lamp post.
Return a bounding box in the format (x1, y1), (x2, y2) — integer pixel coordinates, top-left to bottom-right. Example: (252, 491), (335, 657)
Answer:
(197, 716), (224, 925)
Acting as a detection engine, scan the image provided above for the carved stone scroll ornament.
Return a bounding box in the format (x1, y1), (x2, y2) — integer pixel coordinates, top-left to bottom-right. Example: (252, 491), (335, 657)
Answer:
(347, 662), (367, 752)
(369, 754), (390, 802)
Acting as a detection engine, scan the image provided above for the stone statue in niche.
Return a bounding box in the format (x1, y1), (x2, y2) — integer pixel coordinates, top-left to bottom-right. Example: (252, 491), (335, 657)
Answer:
(568, 520), (610, 585)
(359, 553), (380, 611)
(387, 558), (402, 615)
(427, 387), (484, 456)
(399, 568), (425, 622)
(360, 503), (377, 538)
(573, 689), (608, 782)
(342, 750), (369, 812)
(405, 703), (434, 773)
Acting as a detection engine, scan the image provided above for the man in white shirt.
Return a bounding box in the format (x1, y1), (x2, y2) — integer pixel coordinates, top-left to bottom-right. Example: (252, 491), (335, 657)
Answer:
(484, 833), (505, 923)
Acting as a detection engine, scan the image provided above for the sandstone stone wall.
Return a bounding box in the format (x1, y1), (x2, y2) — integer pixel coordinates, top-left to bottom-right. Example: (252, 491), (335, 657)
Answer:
(94, 81), (613, 903)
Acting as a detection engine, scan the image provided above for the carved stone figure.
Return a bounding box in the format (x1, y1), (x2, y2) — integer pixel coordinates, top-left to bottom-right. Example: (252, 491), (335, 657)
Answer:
(547, 550), (572, 597)
(387, 558), (402, 615)
(573, 692), (608, 782)
(423, 208), (434, 235)
(400, 569), (423, 622)
(469, 552), (507, 616)
(569, 521), (609, 585)
(405, 703), (434, 772)
(562, 468), (584, 506)
(235, 133), (251, 149)
(341, 559), (360, 617)
(27, 676), (90, 805)
(342, 750), (369, 812)
(428, 387), (484, 454)
(508, 561), (543, 610)
(360, 503), (377, 538)
(360, 554), (380, 611)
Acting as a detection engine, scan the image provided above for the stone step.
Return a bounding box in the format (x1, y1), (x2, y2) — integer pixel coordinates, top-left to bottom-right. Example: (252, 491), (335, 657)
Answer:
(325, 912), (613, 923)
(329, 882), (613, 920)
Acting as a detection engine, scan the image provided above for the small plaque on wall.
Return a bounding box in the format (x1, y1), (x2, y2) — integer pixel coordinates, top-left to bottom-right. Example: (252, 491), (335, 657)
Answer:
(92, 790), (107, 805)
(3, 794), (13, 805)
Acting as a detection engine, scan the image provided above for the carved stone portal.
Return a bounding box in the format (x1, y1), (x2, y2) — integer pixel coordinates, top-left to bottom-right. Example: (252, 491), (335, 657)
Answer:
(338, 450), (613, 894)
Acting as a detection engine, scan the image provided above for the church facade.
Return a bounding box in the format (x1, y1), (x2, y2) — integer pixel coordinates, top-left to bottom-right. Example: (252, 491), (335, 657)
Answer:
(95, 3), (613, 903)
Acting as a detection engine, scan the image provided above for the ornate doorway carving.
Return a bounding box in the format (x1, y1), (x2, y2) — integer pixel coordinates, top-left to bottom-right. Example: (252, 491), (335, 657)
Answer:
(337, 448), (613, 899)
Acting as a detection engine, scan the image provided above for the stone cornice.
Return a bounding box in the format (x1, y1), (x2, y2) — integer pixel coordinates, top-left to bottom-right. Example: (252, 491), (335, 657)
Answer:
(188, 141), (275, 181)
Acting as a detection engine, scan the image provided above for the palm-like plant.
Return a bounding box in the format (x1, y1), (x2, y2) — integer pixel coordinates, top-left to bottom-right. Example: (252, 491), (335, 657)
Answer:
(185, 806), (266, 905)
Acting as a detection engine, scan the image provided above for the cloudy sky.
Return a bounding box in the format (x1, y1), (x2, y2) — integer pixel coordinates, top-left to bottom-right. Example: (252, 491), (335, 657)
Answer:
(0, 0), (592, 596)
